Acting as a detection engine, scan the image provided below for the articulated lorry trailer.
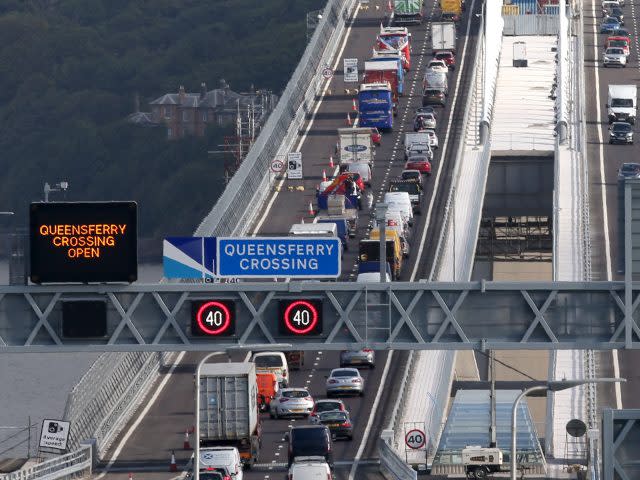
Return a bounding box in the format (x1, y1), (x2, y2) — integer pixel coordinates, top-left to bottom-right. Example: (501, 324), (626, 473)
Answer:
(198, 362), (261, 468)
(393, 0), (424, 24)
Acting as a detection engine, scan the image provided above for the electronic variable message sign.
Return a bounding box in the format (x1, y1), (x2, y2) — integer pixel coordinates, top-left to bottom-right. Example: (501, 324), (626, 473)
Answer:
(279, 299), (323, 336)
(30, 202), (138, 283)
(191, 300), (236, 336)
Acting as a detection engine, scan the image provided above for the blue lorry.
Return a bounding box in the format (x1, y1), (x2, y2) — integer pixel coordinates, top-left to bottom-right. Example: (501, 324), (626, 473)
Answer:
(358, 83), (394, 131)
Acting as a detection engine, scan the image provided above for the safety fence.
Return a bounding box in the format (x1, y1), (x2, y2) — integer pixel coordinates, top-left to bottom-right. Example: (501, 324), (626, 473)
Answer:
(63, 352), (174, 458)
(379, 437), (417, 480)
(194, 0), (358, 238)
(0, 444), (91, 480)
(480, 0), (504, 137)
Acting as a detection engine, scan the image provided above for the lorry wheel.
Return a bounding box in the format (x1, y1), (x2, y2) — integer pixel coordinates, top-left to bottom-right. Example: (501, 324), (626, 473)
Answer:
(473, 467), (487, 479)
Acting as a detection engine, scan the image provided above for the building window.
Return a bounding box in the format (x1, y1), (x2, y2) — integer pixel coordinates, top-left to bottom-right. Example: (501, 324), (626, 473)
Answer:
(167, 128), (172, 138)
(182, 110), (189, 122)
(164, 107), (171, 119)
(202, 111), (208, 122)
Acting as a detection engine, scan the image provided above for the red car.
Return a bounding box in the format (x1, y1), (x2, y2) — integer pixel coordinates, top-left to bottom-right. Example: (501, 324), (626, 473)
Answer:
(404, 157), (431, 175)
(370, 128), (382, 146)
(434, 51), (456, 70)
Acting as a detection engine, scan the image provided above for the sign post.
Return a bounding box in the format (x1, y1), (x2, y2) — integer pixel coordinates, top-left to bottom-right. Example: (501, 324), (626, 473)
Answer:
(344, 58), (359, 83)
(39, 419), (71, 453)
(287, 152), (303, 179)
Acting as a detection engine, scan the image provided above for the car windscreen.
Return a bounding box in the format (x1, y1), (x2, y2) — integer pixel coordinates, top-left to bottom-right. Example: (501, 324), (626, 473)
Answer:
(610, 40), (627, 47)
(620, 164), (640, 176)
(254, 355), (283, 367)
(607, 48), (624, 54)
(401, 171), (420, 180)
(319, 412), (348, 422)
(282, 390), (309, 398)
(613, 123), (632, 133)
(316, 402), (342, 412)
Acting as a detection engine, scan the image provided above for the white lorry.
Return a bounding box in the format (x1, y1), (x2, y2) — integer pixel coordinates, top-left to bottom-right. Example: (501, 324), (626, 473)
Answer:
(431, 22), (456, 53)
(607, 84), (637, 124)
(338, 127), (374, 166)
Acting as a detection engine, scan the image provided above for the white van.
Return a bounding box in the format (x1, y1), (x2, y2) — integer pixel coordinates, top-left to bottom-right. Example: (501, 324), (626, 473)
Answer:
(251, 352), (289, 387)
(383, 192), (414, 227)
(346, 163), (372, 186)
(288, 223), (338, 238)
(199, 447), (243, 480)
(607, 84), (637, 124)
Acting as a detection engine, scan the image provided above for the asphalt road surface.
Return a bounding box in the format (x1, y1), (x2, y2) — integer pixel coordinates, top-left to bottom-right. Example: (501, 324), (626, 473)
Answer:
(94, 0), (480, 479)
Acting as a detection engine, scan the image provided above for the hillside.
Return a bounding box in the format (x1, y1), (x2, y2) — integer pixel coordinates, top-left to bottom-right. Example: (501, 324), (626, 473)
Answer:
(0, 0), (325, 238)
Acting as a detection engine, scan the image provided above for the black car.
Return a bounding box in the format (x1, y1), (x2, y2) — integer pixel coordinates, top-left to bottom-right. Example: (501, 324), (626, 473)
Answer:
(608, 7), (625, 25)
(609, 121), (633, 144)
(317, 411), (353, 440)
(618, 163), (640, 179)
(287, 425), (333, 467)
(422, 89), (446, 107)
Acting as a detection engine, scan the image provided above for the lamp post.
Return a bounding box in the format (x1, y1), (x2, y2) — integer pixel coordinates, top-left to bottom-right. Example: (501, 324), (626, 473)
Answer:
(510, 378), (624, 480)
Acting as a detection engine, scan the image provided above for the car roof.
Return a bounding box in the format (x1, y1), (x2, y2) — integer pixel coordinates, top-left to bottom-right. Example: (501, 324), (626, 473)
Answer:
(315, 398), (345, 404)
(281, 387), (310, 392)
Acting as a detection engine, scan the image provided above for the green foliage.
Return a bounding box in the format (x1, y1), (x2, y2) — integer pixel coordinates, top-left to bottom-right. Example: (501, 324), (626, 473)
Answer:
(0, 0), (325, 238)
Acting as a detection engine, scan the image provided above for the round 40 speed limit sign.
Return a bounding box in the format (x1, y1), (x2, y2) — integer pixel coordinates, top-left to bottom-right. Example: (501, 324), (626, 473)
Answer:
(279, 299), (323, 335)
(405, 429), (426, 450)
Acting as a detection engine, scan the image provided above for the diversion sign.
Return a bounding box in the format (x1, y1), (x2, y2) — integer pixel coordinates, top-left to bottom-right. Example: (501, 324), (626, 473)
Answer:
(30, 202), (138, 283)
(217, 237), (341, 278)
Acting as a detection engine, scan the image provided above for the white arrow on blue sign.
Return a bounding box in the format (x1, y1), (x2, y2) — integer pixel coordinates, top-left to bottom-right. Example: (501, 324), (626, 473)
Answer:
(216, 237), (341, 278)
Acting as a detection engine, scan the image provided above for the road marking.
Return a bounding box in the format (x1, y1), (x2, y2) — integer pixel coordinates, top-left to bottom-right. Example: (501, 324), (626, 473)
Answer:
(590, 0), (621, 409)
(410, 0), (477, 281)
(93, 352), (187, 479)
(252, 4), (363, 234)
(348, 351), (394, 480)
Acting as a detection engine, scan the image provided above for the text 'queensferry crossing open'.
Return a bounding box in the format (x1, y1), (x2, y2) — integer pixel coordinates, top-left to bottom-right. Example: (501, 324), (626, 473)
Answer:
(216, 237), (341, 278)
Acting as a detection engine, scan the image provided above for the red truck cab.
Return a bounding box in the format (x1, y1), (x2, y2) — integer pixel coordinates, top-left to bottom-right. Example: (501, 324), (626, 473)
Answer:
(376, 26), (411, 70)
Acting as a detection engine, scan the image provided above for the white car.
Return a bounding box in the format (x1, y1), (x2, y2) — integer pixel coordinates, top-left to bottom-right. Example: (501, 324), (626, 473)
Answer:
(418, 129), (439, 149)
(405, 142), (433, 160)
(199, 447), (243, 480)
(288, 457), (333, 480)
(603, 47), (627, 67)
(270, 388), (314, 418)
(427, 59), (448, 74)
(326, 368), (365, 396)
(415, 112), (436, 129)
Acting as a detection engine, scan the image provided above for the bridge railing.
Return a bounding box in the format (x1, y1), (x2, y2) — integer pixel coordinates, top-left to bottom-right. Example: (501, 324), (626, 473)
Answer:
(63, 352), (174, 458)
(194, 0), (358, 238)
(0, 444), (91, 480)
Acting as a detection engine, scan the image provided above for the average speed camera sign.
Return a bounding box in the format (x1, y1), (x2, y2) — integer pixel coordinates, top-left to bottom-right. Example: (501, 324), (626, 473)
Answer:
(405, 429), (426, 449)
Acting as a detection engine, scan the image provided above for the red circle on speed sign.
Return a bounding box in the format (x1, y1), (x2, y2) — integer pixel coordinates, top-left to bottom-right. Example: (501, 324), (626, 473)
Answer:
(196, 301), (232, 335)
(283, 300), (319, 334)
(405, 429), (426, 449)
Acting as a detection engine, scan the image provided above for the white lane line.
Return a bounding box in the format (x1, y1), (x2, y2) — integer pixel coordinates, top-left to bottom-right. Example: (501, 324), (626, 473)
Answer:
(590, 0), (620, 409)
(410, 0), (476, 281)
(94, 352), (187, 479)
(348, 351), (394, 480)
(252, 4), (363, 235)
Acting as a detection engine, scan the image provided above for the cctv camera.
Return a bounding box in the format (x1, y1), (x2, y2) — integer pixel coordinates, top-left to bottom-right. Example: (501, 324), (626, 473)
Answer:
(60, 182), (69, 190)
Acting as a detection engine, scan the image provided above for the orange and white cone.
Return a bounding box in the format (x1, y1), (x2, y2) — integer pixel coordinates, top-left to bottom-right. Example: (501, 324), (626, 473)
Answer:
(183, 430), (191, 450)
(352, 99), (357, 111)
(169, 451), (177, 472)
(388, 0), (393, 11)
(308, 202), (315, 216)
(329, 156), (334, 168)
(346, 112), (352, 126)
(322, 170), (327, 182)
(128, 473), (133, 480)
(301, 217), (305, 224)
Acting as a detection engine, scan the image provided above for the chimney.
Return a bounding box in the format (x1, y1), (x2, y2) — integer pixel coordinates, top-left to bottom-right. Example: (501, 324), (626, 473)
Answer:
(178, 85), (186, 104)
(200, 82), (207, 100)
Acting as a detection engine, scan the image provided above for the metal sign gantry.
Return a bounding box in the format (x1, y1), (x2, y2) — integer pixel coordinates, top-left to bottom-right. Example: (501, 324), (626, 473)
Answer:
(1, 281), (639, 352)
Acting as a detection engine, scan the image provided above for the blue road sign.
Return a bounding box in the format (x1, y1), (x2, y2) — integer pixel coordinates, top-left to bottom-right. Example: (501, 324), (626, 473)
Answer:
(217, 237), (341, 278)
(163, 237), (216, 279)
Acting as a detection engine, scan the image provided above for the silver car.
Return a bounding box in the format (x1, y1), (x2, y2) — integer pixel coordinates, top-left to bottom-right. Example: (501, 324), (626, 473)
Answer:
(326, 368), (364, 397)
(340, 349), (375, 368)
(603, 47), (627, 67)
(270, 388), (314, 418)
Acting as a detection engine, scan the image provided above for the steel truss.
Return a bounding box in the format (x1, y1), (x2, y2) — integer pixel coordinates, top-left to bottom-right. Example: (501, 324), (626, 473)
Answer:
(477, 215), (552, 261)
(602, 409), (640, 480)
(1, 281), (639, 352)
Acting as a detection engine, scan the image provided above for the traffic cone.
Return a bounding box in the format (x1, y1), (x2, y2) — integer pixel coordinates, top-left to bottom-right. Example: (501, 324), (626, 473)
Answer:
(380, 22), (384, 31)
(308, 202), (315, 216)
(322, 170), (327, 182)
(352, 99), (357, 111)
(188, 425), (195, 434)
(329, 156), (334, 168)
(346, 112), (352, 126)
(183, 430), (191, 450)
(128, 473), (133, 480)
(169, 450), (177, 472)
(388, 0), (393, 11)
(301, 217), (305, 224)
